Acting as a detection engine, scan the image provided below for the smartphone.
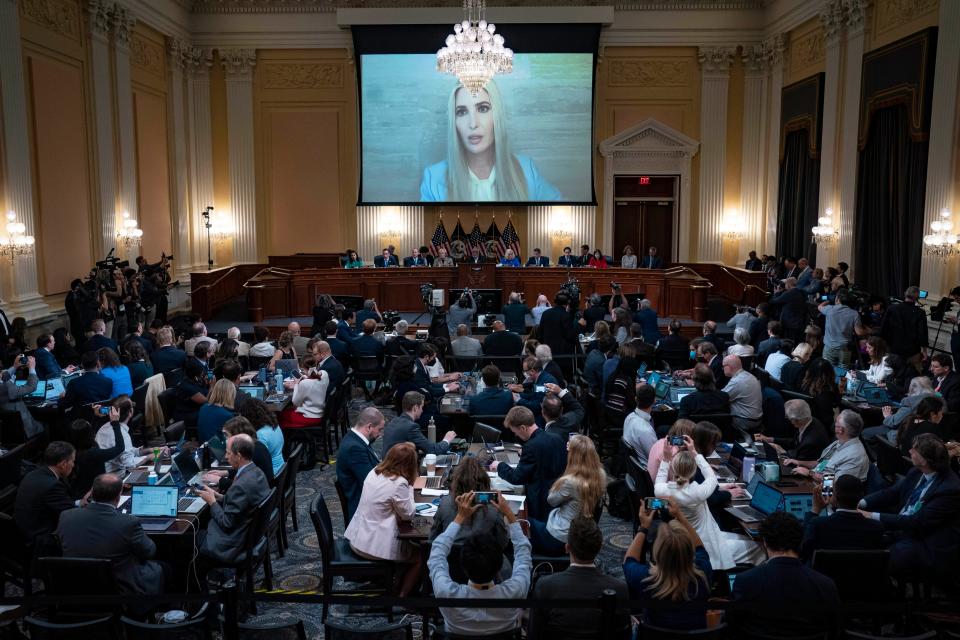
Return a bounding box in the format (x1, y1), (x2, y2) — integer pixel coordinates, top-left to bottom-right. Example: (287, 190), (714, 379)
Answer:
(919, 289), (928, 299)
(637, 362), (648, 377)
(98, 406), (111, 416)
(415, 503), (432, 513)
(822, 474), (835, 498)
(820, 295), (829, 301)
(191, 483), (205, 491)
(18, 355), (27, 366)
(534, 385), (546, 393)
(669, 435), (685, 446)
(474, 491), (498, 505)
(644, 497), (667, 511)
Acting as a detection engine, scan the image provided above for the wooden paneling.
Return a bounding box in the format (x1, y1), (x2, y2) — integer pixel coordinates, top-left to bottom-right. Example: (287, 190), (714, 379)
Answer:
(190, 264), (264, 319)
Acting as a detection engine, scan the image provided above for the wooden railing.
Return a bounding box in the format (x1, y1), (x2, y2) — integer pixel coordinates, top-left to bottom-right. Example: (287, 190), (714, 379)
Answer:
(673, 263), (767, 307)
(189, 264), (264, 319)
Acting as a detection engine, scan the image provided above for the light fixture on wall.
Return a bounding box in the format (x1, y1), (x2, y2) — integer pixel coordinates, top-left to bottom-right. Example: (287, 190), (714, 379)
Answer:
(549, 207), (573, 241)
(811, 208), (839, 246)
(719, 212), (745, 240)
(923, 208), (958, 260)
(116, 211), (143, 249)
(210, 212), (235, 241)
(437, 0), (513, 96)
(0, 211), (35, 261)
(378, 209), (402, 250)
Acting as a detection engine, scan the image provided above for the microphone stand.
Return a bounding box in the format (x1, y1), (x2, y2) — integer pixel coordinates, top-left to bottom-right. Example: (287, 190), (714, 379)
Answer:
(201, 206), (214, 270)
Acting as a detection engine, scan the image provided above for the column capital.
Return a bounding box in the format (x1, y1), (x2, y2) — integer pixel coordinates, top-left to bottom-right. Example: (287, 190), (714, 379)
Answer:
(698, 46), (736, 76)
(219, 48), (257, 78)
(186, 46), (213, 77)
(844, 0), (871, 35)
(741, 43), (768, 74)
(762, 33), (788, 68)
(109, 4), (135, 49)
(819, 0), (846, 46)
(85, 0), (111, 38)
(168, 39), (192, 71)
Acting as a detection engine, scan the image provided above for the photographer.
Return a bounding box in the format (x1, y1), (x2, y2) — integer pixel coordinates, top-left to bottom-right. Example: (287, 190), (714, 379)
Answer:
(446, 289), (476, 335)
(880, 286), (928, 370)
(0, 353), (43, 438)
(501, 292), (529, 335)
(817, 291), (864, 367)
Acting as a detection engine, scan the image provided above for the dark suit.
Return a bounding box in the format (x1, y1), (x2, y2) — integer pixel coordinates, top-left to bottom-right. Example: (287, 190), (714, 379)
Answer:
(863, 468), (960, 576)
(57, 501), (165, 594)
(633, 308), (661, 344)
(538, 307), (579, 356)
(528, 565), (631, 640)
(801, 510), (885, 560)
(351, 334), (384, 365)
(773, 418), (831, 461)
(543, 391), (585, 439)
(707, 354), (728, 387)
(33, 348), (61, 380)
(201, 463), (270, 564)
(732, 557), (839, 636)
(336, 320), (356, 344)
(881, 302), (928, 359)
(403, 256), (427, 267)
(655, 333), (690, 370)
(466, 254), (486, 264)
(678, 389), (730, 419)
(770, 287), (808, 339)
(517, 371), (559, 420)
(318, 356), (346, 395)
(62, 371), (113, 412)
(526, 256), (550, 267)
(933, 371), (960, 413)
(14, 467), (75, 541)
(482, 329), (523, 357)
(756, 337), (782, 368)
(414, 359), (445, 398)
(382, 413), (450, 456)
(640, 255), (663, 269)
(84, 334), (119, 355)
(385, 336), (419, 357)
(495, 428), (567, 521)
(151, 346), (187, 375)
(557, 255), (577, 268)
(373, 254), (399, 268)
(335, 430), (381, 522)
(326, 336), (351, 363)
(748, 315), (770, 347)
(468, 387), (514, 417)
(745, 258), (763, 271)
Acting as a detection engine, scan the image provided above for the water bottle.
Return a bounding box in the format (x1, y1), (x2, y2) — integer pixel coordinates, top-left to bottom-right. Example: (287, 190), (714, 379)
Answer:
(275, 371), (283, 394)
(742, 455), (756, 483)
(153, 447), (162, 477)
(427, 417), (436, 443)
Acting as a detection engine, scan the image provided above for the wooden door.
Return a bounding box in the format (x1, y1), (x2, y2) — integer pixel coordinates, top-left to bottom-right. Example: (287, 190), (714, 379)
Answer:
(613, 202), (642, 258)
(642, 202), (674, 264)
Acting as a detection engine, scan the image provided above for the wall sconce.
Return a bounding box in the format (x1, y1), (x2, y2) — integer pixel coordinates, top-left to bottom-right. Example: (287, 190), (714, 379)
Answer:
(811, 208), (839, 246)
(719, 211), (745, 240)
(923, 208), (958, 260)
(116, 211), (143, 248)
(0, 210), (35, 261)
(378, 208), (402, 249)
(210, 212), (235, 241)
(549, 207), (573, 240)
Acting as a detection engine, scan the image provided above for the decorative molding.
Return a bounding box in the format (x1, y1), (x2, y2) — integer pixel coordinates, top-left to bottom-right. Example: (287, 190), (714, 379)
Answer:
(790, 28), (824, 70)
(763, 32), (788, 68)
(85, 0), (111, 36)
(190, 0), (766, 14)
(186, 46), (213, 75)
(607, 58), (693, 87)
(875, 0), (936, 34)
(168, 38), (192, 70)
(219, 48), (257, 77)
(697, 46), (736, 74)
(742, 43), (768, 73)
(819, 0), (845, 44)
(109, 4), (135, 47)
(845, 0), (870, 32)
(19, 0), (80, 40)
(261, 62), (343, 89)
(130, 32), (165, 76)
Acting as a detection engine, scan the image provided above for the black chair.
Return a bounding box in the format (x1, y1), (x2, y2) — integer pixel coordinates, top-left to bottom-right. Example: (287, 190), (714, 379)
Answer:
(238, 620), (307, 639)
(0, 512), (32, 595)
(35, 557), (119, 619)
(158, 388), (178, 425)
(353, 356), (383, 400)
(267, 462), (289, 557)
(481, 355), (523, 376)
(448, 355), (479, 373)
(470, 414), (507, 434)
(627, 455), (655, 498)
(0, 409), (26, 445)
(130, 382), (150, 435)
(280, 442), (304, 547)
(164, 420), (186, 446)
(811, 549), (894, 602)
(333, 478), (352, 527)
(873, 436), (911, 479)
(739, 355), (755, 371)
(324, 618), (413, 640)
(24, 615), (119, 639)
(689, 413), (735, 443)
(162, 368), (184, 389)
(0, 441), (26, 487)
(310, 493), (396, 621)
(638, 621), (727, 639)
(120, 615), (212, 639)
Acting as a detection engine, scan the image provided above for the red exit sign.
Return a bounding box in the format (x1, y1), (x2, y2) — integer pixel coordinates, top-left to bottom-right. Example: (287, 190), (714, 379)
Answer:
(638, 176), (651, 185)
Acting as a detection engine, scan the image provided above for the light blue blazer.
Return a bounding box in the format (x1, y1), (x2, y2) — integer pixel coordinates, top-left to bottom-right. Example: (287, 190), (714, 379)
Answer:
(419, 154), (562, 202)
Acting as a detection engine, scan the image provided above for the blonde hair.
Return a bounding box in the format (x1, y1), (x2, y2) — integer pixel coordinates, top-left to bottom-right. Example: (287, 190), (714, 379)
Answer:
(670, 451), (697, 487)
(207, 378), (237, 410)
(551, 435), (606, 517)
(445, 80), (528, 201)
(643, 520), (707, 601)
(791, 342), (813, 362)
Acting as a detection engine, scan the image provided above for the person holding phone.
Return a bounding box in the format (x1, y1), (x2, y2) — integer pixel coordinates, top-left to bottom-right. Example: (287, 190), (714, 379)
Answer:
(0, 353), (44, 438)
(94, 396), (169, 474)
(429, 457), (508, 552)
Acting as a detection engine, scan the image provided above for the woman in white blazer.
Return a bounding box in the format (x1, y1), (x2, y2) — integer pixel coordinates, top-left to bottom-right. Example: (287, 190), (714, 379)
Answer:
(655, 438), (764, 570)
(344, 442), (421, 595)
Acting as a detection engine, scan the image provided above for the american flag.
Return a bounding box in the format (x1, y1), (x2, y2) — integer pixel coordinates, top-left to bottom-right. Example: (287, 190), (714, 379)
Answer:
(485, 220), (501, 259)
(449, 219), (468, 259)
(469, 219), (484, 249)
(428, 219), (451, 257)
(500, 217), (521, 258)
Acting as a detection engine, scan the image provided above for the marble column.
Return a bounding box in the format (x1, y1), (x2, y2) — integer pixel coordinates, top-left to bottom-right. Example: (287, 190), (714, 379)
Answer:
(0, 0), (50, 318)
(697, 46), (735, 263)
(763, 34), (787, 252)
(816, 0), (845, 268)
(111, 3), (138, 254)
(919, 0), (960, 296)
(168, 40), (193, 282)
(221, 49), (258, 264)
(187, 47), (214, 271)
(740, 44), (768, 262)
(86, 0), (116, 257)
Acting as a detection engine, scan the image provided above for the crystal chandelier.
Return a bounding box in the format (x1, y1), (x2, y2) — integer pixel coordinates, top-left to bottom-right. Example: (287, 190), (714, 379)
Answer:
(923, 208), (958, 259)
(116, 211), (143, 248)
(437, 0), (513, 96)
(0, 211), (35, 260)
(812, 208), (839, 246)
(211, 212), (235, 241)
(719, 213), (745, 240)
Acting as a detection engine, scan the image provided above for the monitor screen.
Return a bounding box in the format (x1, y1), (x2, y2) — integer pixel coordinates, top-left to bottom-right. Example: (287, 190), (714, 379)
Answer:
(751, 482), (783, 515)
(240, 386), (265, 400)
(655, 380), (671, 399)
(45, 377), (65, 399)
(15, 379), (46, 398)
(131, 485), (178, 517)
(783, 494), (814, 520)
(646, 372), (661, 388)
(173, 450), (201, 481)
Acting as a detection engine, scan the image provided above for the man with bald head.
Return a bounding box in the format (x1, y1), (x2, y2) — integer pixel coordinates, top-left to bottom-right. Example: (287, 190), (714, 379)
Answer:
(57, 473), (167, 594)
(722, 355), (763, 431)
(196, 434), (270, 565)
(309, 337), (345, 395)
(482, 320), (523, 357)
(336, 407), (386, 521)
(288, 321), (310, 356)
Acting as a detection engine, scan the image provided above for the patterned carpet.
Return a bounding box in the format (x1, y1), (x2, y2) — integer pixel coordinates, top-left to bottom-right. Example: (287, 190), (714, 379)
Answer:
(245, 396), (636, 638)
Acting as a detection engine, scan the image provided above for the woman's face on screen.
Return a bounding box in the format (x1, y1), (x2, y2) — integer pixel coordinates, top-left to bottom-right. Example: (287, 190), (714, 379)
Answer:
(455, 88), (494, 156)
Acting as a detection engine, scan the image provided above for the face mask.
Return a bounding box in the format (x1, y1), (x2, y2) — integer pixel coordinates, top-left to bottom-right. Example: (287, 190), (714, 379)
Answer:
(689, 350), (696, 360)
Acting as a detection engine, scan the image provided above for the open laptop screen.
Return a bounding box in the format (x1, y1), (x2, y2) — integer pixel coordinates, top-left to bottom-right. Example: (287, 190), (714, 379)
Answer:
(15, 379), (46, 398)
(751, 482), (783, 516)
(131, 485), (178, 517)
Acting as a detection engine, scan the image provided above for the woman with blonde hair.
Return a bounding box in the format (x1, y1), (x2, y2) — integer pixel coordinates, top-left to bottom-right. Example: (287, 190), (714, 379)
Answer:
(623, 498), (712, 629)
(528, 434), (606, 554)
(344, 442), (422, 596)
(420, 80), (561, 202)
(655, 439), (764, 570)
(780, 341), (814, 391)
(196, 378), (236, 442)
(621, 245), (637, 269)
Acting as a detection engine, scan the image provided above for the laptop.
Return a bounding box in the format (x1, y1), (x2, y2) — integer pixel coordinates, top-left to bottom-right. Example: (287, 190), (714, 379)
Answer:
(724, 481), (783, 524)
(740, 471), (764, 501)
(414, 465), (451, 490)
(205, 434), (227, 464)
(16, 379), (46, 403)
(45, 377), (65, 400)
(670, 386), (696, 406)
(239, 385), (266, 400)
(861, 385), (894, 406)
(166, 464), (207, 514)
(782, 493), (814, 520)
(130, 485), (177, 532)
(434, 453), (461, 468)
(726, 442), (749, 477)
(61, 371), (82, 388)
(646, 371), (662, 387)
(172, 449), (203, 486)
(654, 380), (671, 401)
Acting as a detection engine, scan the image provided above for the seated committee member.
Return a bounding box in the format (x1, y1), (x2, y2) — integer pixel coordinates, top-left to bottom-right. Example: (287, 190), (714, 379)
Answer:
(434, 246), (455, 267)
(487, 406), (567, 521)
(403, 247), (427, 267)
(859, 434), (960, 578)
(195, 434), (271, 565)
(786, 410), (870, 482)
(57, 473), (167, 594)
(640, 246), (664, 269)
(374, 248), (399, 268)
(465, 244), (486, 264)
(383, 391), (456, 455)
(15, 441), (77, 541)
(531, 515), (630, 640)
(557, 246), (577, 268)
(526, 248), (550, 267)
(343, 249), (363, 268)
(429, 491), (532, 637)
(732, 513), (839, 636)
(801, 475), (884, 560)
(499, 249), (521, 267)
(335, 407), (386, 522)
(620, 245), (637, 269)
(587, 249), (608, 269)
(62, 351), (113, 413)
(419, 80), (561, 202)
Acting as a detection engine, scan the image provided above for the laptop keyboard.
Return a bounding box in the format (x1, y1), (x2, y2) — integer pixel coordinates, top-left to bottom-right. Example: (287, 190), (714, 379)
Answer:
(494, 452), (517, 464)
(423, 476), (444, 490)
(178, 497), (197, 512)
(734, 505), (767, 521)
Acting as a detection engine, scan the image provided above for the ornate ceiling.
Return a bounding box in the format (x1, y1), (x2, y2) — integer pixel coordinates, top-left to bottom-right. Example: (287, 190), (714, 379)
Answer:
(188, 0), (768, 14)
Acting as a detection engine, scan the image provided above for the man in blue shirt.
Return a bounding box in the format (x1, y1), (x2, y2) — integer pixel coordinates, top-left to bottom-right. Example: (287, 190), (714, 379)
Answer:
(354, 299), (382, 331)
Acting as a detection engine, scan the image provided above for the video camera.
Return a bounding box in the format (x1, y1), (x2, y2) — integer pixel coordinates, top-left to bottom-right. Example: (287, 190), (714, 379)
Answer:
(559, 277), (581, 307)
(381, 310), (401, 331)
